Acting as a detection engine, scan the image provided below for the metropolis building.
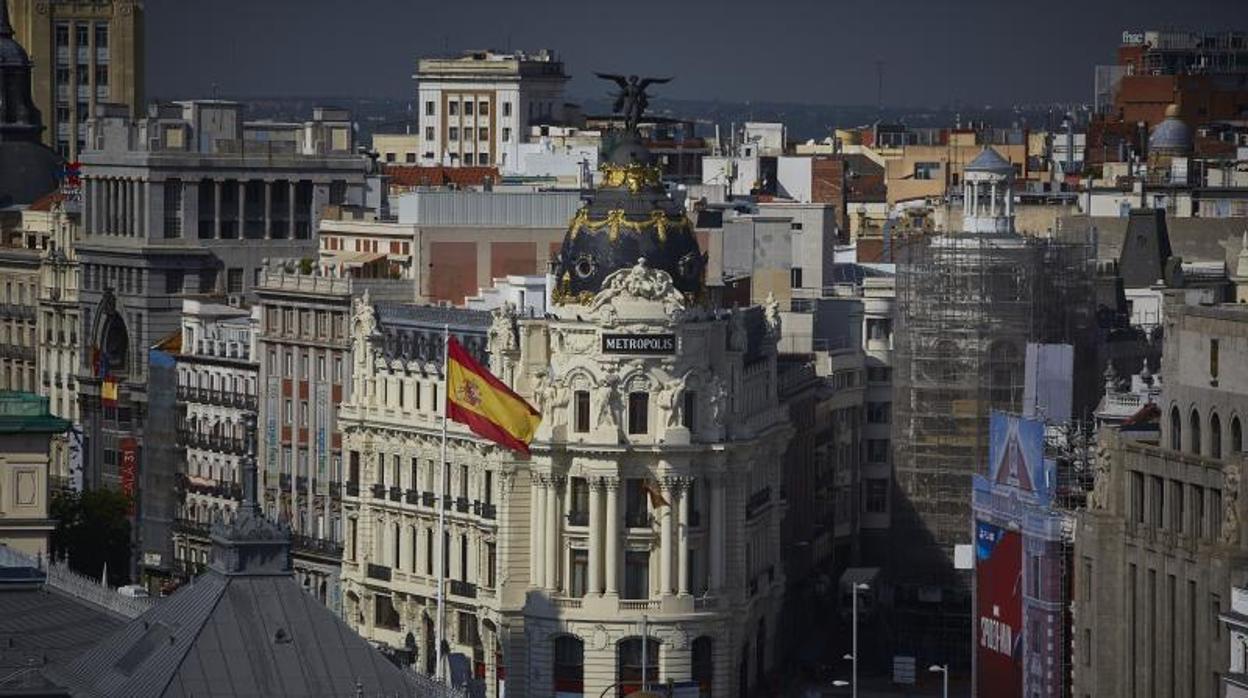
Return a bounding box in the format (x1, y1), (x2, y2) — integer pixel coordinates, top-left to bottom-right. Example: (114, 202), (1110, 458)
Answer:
(340, 132), (792, 696)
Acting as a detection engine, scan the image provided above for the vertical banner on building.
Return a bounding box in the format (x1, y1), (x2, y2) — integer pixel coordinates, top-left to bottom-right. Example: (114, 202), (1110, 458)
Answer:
(316, 382), (329, 483)
(266, 375), (280, 498)
(119, 436), (138, 516)
(975, 520), (1022, 698)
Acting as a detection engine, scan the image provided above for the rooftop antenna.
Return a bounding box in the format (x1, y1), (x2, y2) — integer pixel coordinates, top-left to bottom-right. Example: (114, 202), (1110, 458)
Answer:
(875, 60), (884, 117)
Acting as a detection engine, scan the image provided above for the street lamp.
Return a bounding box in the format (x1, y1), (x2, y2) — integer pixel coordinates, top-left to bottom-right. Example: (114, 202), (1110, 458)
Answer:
(929, 664), (948, 698)
(850, 583), (869, 698)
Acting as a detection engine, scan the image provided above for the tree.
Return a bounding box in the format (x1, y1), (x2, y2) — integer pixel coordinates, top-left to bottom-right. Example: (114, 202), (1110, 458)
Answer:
(50, 488), (132, 586)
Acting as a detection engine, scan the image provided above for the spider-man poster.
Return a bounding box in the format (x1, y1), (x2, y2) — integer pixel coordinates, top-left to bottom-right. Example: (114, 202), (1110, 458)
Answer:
(975, 520), (1022, 698)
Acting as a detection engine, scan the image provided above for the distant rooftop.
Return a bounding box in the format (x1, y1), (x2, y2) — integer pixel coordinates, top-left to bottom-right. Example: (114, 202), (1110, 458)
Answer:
(0, 391), (70, 434)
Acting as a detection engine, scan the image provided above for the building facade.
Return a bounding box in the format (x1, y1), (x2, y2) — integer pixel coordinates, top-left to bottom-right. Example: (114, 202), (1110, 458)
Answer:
(0, 391), (70, 559)
(1072, 297), (1248, 698)
(33, 196), (82, 489)
(8, 0), (144, 159)
(415, 49), (569, 169)
(253, 269), (354, 608)
(341, 132), (792, 697)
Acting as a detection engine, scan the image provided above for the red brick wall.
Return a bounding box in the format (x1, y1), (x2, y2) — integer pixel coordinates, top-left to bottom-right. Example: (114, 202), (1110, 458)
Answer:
(429, 241), (478, 304)
(490, 241), (538, 279)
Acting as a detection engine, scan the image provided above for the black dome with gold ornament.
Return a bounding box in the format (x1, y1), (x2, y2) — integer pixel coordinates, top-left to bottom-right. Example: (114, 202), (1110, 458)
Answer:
(551, 133), (705, 304)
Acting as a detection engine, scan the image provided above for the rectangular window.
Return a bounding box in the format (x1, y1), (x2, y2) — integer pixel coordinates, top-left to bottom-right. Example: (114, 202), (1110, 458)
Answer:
(683, 391), (696, 430)
(1150, 475), (1164, 527)
(425, 101), (434, 116)
(502, 127), (512, 142)
(448, 127), (459, 141)
(478, 101), (489, 116)
(569, 477), (589, 525)
(864, 478), (888, 513)
(75, 24), (88, 49)
(463, 101), (473, 116)
(867, 402), (891, 424)
(914, 162), (940, 180)
(1211, 338), (1220, 381)
(624, 551), (649, 599)
(1171, 479), (1185, 533)
(790, 267), (803, 288)
(164, 179), (184, 238)
(425, 126), (434, 141)
(94, 64), (109, 88)
(226, 268), (243, 294)
(165, 270), (183, 294)
(628, 392), (649, 434)
(570, 549), (588, 597)
(478, 127), (489, 141)
(1130, 471), (1145, 524)
(94, 24), (109, 50)
(502, 102), (512, 117)
(574, 390), (590, 433)
(55, 23), (70, 47)
(448, 101), (458, 117)
(625, 479), (648, 527)
(1193, 485), (1205, 538)
(867, 319), (893, 342)
(867, 439), (889, 463)
(486, 542), (496, 588)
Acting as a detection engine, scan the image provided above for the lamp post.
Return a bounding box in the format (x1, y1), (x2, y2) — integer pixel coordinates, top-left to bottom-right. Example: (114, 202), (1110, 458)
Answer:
(850, 582), (869, 698)
(929, 664), (948, 698)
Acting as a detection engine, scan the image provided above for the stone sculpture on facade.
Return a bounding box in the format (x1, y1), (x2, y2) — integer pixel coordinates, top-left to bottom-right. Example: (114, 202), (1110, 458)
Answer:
(589, 257), (686, 318)
(1223, 462), (1241, 545)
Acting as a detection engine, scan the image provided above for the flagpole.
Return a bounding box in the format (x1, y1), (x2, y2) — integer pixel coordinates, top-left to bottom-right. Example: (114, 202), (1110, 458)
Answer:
(436, 323), (449, 684)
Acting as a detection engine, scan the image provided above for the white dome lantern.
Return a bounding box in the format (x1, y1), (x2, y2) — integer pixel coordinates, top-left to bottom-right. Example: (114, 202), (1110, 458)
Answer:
(962, 147), (1015, 234)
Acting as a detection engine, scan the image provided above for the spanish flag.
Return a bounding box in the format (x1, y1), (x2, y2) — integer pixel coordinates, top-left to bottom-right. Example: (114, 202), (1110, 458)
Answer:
(446, 336), (541, 455)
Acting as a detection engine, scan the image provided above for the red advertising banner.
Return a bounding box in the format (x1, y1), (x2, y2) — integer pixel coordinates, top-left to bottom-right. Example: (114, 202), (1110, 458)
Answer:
(119, 437), (137, 516)
(976, 520), (1022, 698)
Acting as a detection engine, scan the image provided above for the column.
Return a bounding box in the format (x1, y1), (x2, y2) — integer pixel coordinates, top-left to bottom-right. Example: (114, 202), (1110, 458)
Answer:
(264, 180), (273, 239)
(533, 479), (546, 587)
(545, 477), (561, 590)
(990, 181), (998, 218)
(588, 478), (603, 596)
(678, 480), (690, 596)
(105, 179), (113, 234)
(288, 180), (297, 238)
(660, 479), (673, 597)
(131, 179), (140, 236)
(213, 179), (222, 238)
(141, 179), (151, 238)
(237, 179), (246, 238)
(605, 478), (619, 597)
(710, 476), (725, 592)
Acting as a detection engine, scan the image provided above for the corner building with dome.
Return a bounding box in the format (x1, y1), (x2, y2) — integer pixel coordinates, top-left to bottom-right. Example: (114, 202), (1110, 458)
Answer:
(338, 134), (792, 697)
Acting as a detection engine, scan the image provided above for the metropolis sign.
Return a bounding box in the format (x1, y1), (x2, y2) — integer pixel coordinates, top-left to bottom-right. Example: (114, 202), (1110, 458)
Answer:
(601, 333), (676, 354)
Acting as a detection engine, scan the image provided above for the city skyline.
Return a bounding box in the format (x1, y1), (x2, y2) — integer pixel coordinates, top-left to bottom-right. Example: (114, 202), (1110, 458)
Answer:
(146, 0), (1240, 108)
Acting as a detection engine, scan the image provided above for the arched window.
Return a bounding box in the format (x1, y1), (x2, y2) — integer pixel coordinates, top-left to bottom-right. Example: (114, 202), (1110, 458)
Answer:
(1233, 416), (1243, 454)
(1211, 413), (1223, 459)
(1170, 406), (1182, 451)
(553, 635), (584, 696)
(692, 636), (714, 697)
(1190, 409), (1202, 456)
(617, 637), (660, 696)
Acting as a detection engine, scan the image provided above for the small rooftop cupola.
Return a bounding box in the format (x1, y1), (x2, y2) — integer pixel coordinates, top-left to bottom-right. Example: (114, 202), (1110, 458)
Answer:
(962, 146), (1015, 234)
(208, 412), (293, 576)
(1148, 104), (1193, 158)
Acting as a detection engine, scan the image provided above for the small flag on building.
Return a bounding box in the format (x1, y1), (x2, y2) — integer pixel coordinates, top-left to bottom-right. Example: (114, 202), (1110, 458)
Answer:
(641, 479), (669, 508)
(101, 378), (118, 407)
(445, 336), (541, 455)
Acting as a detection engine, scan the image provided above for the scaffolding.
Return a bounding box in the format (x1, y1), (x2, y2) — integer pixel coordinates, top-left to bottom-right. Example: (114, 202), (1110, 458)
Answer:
(887, 225), (1096, 666)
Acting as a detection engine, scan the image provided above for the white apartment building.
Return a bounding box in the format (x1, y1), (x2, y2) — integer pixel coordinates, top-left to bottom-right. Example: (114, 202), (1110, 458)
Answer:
(34, 198), (83, 489)
(340, 265), (792, 697)
(415, 50), (569, 169)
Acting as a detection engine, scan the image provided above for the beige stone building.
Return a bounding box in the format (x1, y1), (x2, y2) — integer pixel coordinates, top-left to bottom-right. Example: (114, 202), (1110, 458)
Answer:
(339, 268), (792, 696)
(8, 0), (144, 159)
(0, 391), (70, 559)
(1073, 297), (1248, 697)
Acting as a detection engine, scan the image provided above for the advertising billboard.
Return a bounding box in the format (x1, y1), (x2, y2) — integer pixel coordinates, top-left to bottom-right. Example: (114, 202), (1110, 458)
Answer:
(988, 412), (1052, 507)
(976, 519), (1022, 698)
(119, 436), (138, 516)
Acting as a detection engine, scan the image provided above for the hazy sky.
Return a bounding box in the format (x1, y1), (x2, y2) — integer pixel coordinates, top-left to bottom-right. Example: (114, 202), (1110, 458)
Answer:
(147, 0), (1241, 107)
